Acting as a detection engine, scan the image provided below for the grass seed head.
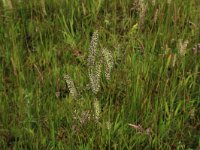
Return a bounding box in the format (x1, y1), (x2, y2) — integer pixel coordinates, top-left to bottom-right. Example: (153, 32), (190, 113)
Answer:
(102, 48), (114, 81)
(64, 74), (78, 99)
(139, 0), (147, 27)
(178, 39), (189, 56)
(88, 61), (102, 94)
(87, 30), (103, 94)
(94, 99), (101, 121)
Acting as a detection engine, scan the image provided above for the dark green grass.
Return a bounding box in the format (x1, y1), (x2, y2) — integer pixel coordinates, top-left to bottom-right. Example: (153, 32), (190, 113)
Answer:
(0, 0), (200, 149)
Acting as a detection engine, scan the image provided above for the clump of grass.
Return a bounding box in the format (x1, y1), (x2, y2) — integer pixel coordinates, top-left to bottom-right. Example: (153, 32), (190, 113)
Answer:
(87, 30), (114, 121)
(87, 30), (114, 94)
(64, 30), (114, 122)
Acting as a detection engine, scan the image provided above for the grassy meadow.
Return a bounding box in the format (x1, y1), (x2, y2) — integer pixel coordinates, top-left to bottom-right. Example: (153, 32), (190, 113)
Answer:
(0, 0), (200, 149)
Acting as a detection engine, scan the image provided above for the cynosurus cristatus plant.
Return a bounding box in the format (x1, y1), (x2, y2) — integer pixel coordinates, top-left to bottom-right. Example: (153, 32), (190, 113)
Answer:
(63, 30), (114, 122)
(87, 30), (114, 94)
(87, 30), (114, 121)
(87, 30), (102, 95)
(93, 98), (101, 121)
(102, 48), (114, 81)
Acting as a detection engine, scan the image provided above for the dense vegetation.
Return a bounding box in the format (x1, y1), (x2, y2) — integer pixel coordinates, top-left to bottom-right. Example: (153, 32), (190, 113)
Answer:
(0, 0), (200, 149)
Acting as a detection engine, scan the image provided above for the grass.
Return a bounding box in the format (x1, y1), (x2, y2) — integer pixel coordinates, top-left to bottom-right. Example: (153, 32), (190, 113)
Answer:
(0, 0), (200, 149)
